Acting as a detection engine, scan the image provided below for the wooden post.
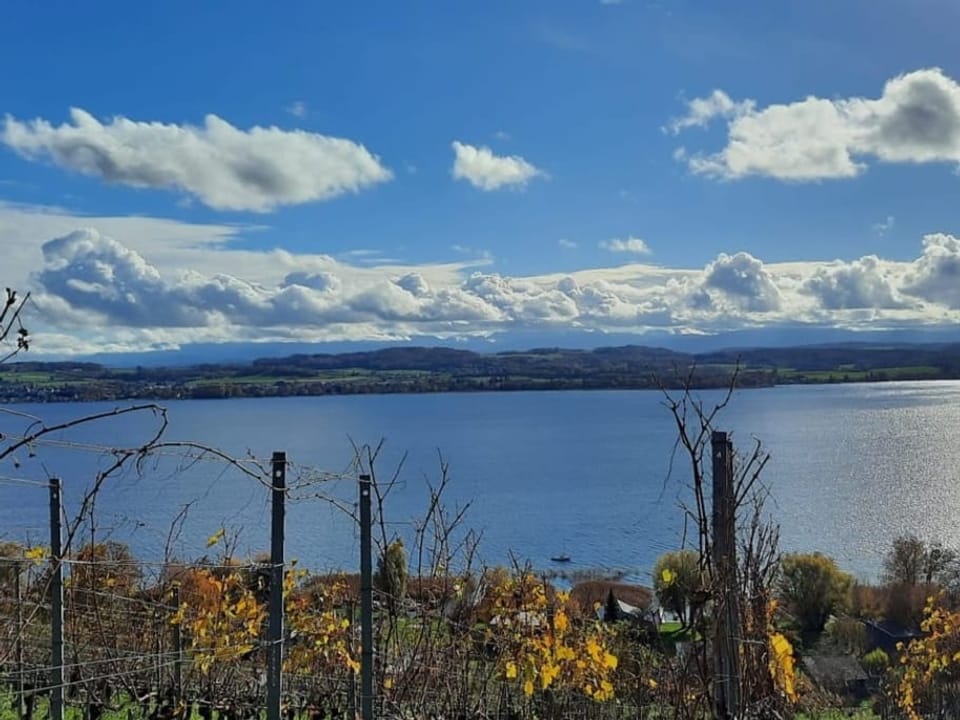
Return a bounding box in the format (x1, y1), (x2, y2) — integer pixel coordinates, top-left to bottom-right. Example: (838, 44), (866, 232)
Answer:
(359, 474), (373, 720)
(15, 559), (24, 720)
(172, 585), (183, 711)
(49, 478), (64, 720)
(154, 608), (163, 699)
(711, 432), (740, 719)
(266, 452), (286, 720)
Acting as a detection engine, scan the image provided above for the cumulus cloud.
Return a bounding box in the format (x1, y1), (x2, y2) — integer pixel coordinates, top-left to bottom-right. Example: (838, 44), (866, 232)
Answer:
(672, 68), (960, 181)
(1, 108), (392, 211)
(599, 236), (652, 255)
(282, 271), (342, 293)
(37, 229), (273, 326)
(451, 141), (543, 190)
(902, 233), (960, 308)
(702, 252), (782, 312)
(803, 255), (907, 309)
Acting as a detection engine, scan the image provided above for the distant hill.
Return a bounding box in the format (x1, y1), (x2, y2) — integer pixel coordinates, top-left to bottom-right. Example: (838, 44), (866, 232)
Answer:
(56, 326), (960, 368)
(2, 341), (959, 403)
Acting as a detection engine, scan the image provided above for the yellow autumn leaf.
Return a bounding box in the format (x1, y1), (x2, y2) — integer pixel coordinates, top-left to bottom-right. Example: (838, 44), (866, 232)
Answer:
(661, 567), (676, 585)
(24, 546), (46, 564)
(541, 662), (560, 689)
(523, 679), (534, 697)
(384, 677), (393, 689)
(505, 661), (518, 679)
(206, 528), (225, 548)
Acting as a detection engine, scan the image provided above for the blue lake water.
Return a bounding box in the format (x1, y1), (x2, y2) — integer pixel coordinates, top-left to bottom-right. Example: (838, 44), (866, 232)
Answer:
(2, 381), (959, 584)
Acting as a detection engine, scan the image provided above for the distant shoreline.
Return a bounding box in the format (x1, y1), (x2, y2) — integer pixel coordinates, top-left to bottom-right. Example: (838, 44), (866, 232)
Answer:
(1, 341), (958, 404)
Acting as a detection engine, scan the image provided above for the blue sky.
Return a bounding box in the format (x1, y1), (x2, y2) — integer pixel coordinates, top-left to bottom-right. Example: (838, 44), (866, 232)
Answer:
(3, 0), (960, 357)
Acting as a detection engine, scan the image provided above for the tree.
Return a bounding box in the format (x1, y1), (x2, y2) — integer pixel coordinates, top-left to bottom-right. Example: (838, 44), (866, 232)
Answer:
(652, 549), (700, 629)
(0, 287), (29, 364)
(884, 535), (958, 588)
(777, 553), (852, 634)
(885, 535), (927, 586)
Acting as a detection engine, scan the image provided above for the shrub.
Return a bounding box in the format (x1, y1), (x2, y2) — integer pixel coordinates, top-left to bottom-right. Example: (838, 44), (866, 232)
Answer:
(652, 549), (701, 628)
(376, 539), (408, 610)
(884, 582), (936, 628)
(851, 583), (888, 620)
(825, 615), (868, 654)
(862, 647), (889, 676)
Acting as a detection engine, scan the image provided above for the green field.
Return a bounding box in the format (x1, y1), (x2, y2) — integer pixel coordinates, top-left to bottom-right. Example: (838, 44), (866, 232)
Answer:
(777, 365), (941, 382)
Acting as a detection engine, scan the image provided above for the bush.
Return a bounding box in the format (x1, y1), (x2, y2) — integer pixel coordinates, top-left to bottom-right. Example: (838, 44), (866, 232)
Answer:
(851, 583), (887, 620)
(777, 553), (852, 634)
(861, 647), (889, 676)
(824, 615), (867, 654)
(884, 582), (936, 628)
(376, 539), (408, 610)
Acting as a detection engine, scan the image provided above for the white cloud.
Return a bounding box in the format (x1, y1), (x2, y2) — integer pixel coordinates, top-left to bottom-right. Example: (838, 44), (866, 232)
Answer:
(702, 251), (782, 312)
(1, 108), (392, 211)
(286, 101), (307, 118)
(558, 238), (578, 249)
(33, 228), (502, 330)
(666, 90), (753, 134)
(902, 233), (960, 308)
(803, 255), (907, 309)
(873, 215), (896, 236)
(10, 203), (960, 355)
(451, 141), (544, 191)
(599, 236), (652, 254)
(672, 68), (960, 181)
(494, 130), (512, 141)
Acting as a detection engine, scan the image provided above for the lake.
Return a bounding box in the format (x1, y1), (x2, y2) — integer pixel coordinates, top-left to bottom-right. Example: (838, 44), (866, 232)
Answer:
(2, 381), (959, 585)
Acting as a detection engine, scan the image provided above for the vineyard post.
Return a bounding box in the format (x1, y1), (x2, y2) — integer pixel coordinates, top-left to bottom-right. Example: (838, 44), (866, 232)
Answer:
(49, 477), (64, 720)
(359, 474), (373, 720)
(172, 585), (182, 708)
(711, 432), (740, 719)
(15, 556), (24, 720)
(154, 608), (163, 699)
(267, 452), (286, 720)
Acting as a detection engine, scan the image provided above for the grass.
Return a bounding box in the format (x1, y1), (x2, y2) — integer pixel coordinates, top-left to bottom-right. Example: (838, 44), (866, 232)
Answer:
(796, 707), (880, 720)
(659, 621), (698, 643)
(0, 371), (61, 384)
(778, 365), (941, 382)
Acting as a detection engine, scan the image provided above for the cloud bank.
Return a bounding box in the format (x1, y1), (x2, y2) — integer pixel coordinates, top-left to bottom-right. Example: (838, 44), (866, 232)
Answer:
(1, 109), (392, 211)
(671, 68), (960, 181)
(16, 216), (960, 355)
